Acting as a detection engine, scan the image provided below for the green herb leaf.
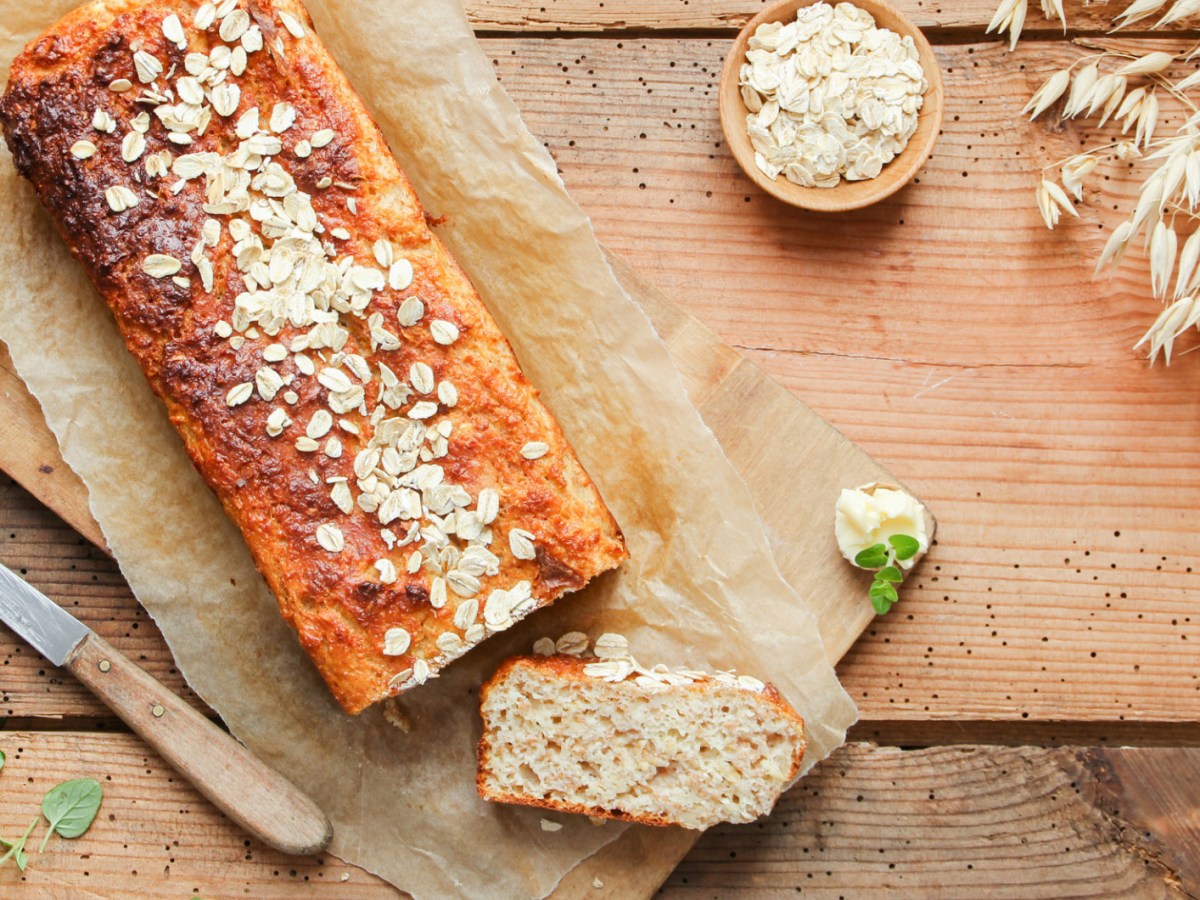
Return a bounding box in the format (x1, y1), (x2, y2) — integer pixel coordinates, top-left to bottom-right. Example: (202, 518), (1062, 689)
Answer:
(876, 566), (903, 583)
(40, 779), (103, 851)
(854, 544), (888, 569)
(0, 749), (6, 772)
(869, 579), (899, 615)
(889, 534), (921, 561)
(0, 818), (38, 871)
(869, 580), (899, 603)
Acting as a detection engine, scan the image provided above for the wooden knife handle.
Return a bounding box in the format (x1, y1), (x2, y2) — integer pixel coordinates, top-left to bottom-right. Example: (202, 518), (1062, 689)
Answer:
(66, 632), (332, 856)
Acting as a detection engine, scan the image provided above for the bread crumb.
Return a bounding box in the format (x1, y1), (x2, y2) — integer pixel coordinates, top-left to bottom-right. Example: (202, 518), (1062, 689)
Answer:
(382, 697), (412, 732)
(592, 877), (604, 889)
(340, 873), (350, 882)
(589, 816), (608, 826)
(539, 818), (563, 832)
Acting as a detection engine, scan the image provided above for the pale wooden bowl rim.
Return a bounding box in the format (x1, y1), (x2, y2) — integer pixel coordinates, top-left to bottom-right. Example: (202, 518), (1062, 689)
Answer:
(718, 0), (945, 213)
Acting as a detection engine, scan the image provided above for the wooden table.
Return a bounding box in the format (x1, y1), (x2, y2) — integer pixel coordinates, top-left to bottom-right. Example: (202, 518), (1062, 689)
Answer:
(3, 1), (1200, 895)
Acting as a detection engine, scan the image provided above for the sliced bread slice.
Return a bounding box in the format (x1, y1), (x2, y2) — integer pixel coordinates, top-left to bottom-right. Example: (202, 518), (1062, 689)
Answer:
(476, 636), (805, 830)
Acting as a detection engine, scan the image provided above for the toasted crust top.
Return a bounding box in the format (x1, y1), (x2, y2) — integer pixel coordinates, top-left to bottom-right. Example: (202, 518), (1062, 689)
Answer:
(1, 0), (627, 713)
(481, 654), (804, 731)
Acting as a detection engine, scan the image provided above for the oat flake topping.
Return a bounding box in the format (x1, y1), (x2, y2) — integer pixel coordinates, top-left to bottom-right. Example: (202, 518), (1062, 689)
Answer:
(65, 1), (556, 687)
(533, 633), (768, 693)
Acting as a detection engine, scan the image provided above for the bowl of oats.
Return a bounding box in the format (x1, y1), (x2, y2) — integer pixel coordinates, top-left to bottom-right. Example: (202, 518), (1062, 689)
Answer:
(720, 0), (943, 212)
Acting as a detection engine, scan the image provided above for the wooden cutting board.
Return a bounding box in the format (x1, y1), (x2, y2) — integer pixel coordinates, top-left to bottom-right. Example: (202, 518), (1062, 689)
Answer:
(0, 249), (933, 898)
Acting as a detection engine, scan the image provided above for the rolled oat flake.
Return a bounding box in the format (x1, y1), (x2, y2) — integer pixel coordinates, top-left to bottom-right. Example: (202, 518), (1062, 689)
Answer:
(740, 1), (928, 188)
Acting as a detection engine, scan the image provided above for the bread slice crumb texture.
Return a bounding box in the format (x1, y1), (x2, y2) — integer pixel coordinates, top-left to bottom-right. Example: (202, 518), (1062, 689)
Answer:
(477, 656), (805, 830)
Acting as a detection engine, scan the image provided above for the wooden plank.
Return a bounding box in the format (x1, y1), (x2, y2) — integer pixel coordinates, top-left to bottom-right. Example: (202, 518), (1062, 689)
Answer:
(664, 743), (1198, 896)
(4, 38), (1200, 728)
(463, 0), (1186, 34)
(1093, 747), (1200, 892)
(856, 719), (1200, 749)
(0, 733), (1194, 897)
(484, 36), (1179, 369)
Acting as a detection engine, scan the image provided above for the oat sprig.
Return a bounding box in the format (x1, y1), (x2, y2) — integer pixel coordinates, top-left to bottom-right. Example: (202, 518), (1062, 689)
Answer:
(995, 0), (1200, 362)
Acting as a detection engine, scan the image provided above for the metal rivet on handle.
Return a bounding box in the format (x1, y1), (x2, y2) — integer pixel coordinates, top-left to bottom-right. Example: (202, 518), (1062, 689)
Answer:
(152, 704), (165, 718)
(98, 659), (111, 673)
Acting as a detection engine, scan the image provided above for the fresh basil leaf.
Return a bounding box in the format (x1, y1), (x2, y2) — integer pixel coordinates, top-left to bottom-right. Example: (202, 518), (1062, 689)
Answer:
(889, 534), (921, 561)
(0, 749), (6, 772)
(40, 778), (103, 850)
(876, 566), (903, 583)
(870, 593), (893, 615)
(854, 544), (888, 569)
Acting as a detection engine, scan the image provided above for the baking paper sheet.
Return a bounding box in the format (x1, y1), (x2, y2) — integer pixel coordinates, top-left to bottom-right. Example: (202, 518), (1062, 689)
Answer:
(0, 1), (857, 896)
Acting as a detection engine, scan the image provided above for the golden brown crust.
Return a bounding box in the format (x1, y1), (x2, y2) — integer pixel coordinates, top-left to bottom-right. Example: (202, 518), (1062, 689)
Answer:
(0, 0), (626, 714)
(476, 655), (806, 827)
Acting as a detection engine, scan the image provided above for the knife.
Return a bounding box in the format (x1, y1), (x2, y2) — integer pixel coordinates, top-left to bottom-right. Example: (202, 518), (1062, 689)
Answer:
(0, 563), (332, 857)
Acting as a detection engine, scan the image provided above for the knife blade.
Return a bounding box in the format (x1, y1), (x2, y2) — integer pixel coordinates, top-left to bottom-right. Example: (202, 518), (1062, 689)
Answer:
(0, 563), (89, 665)
(0, 563), (332, 856)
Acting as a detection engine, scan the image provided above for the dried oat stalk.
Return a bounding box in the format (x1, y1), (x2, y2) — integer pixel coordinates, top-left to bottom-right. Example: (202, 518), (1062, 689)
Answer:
(995, 1), (1200, 362)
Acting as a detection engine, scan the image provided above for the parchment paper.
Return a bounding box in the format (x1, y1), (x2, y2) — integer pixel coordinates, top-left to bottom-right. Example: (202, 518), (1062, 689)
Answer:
(0, 1), (857, 896)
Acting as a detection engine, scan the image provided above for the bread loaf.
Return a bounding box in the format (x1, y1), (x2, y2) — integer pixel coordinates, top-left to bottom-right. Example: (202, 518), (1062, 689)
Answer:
(0, 0), (627, 713)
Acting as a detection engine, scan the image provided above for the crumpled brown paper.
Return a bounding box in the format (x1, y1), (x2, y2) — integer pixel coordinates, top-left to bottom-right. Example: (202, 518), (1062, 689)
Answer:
(0, 1), (857, 896)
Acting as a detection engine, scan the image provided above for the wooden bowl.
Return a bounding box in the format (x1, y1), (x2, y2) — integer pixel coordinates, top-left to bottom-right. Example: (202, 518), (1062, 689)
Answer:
(719, 0), (944, 212)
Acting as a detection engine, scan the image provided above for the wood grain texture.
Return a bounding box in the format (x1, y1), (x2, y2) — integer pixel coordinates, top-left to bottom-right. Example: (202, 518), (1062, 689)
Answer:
(463, 0), (1196, 34)
(664, 743), (1199, 897)
(0, 16), (913, 889)
(0, 733), (1195, 898)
